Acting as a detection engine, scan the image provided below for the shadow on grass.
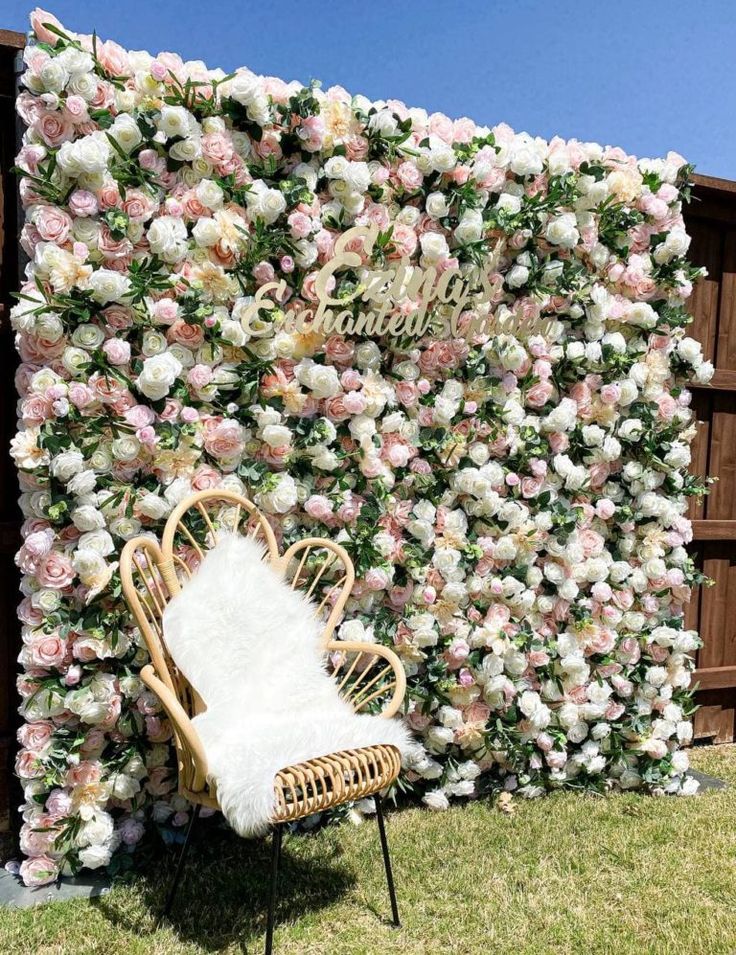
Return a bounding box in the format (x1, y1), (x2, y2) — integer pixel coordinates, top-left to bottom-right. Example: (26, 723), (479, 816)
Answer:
(94, 821), (356, 952)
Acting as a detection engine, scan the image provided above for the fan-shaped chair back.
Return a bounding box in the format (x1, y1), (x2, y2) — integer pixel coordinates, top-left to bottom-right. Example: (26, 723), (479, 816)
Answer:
(120, 489), (358, 794)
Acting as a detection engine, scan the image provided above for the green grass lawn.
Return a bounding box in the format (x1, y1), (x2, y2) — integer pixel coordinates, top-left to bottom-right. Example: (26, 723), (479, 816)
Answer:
(2, 745), (736, 955)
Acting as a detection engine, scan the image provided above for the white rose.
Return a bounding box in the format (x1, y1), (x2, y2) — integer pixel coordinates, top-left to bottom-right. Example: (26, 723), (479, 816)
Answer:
(297, 361), (341, 398)
(109, 114), (142, 153)
(136, 352), (183, 401)
(506, 264), (529, 288)
(354, 341), (381, 370)
(191, 217), (220, 247)
(420, 232), (449, 263)
(626, 302), (657, 328)
(422, 789), (450, 811)
(246, 182), (286, 225)
(429, 143), (456, 173)
(147, 216), (189, 263)
(676, 337), (702, 364)
(454, 210), (484, 245)
(78, 844), (112, 869)
(324, 155), (350, 179)
(195, 178), (224, 209)
(261, 424), (292, 448)
(158, 105), (192, 139)
(71, 505), (106, 532)
(343, 162), (371, 194)
(87, 269), (131, 304)
(496, 193), (522, 214)
(137, 493), (171, 520)
(51, 448), (85, 482)
(258, 473), (298, 514)
(57, 134), (110, 176)
(509, 141), (543, 176)
(425, 192), (450, 219)
(228, 71), (261, 106)
(545, 213), (580, 248)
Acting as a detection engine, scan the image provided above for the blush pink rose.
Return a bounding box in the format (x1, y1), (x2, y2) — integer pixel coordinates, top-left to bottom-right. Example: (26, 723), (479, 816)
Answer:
(35, 206), (72, 244)
(36, 551), (74, 590)
(191, 465), (221, 491)
(20, 854), (59, 888)
(29, 633), (67, 669)
(17, 721), (53, 751)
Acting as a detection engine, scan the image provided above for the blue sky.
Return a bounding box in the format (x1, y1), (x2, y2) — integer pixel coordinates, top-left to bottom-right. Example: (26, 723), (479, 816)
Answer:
(5, 1), (735, 178)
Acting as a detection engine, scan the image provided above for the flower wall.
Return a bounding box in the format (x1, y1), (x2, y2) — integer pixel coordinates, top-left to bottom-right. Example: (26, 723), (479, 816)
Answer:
(11, 8), (711, 885)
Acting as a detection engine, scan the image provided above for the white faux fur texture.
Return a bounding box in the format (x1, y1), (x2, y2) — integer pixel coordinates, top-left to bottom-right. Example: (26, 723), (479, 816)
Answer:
(162, 533), (414, 837)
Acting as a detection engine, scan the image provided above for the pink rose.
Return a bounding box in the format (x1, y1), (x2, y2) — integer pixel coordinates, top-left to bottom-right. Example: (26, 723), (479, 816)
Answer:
(64, 95), (89, 123)
(64, 664), (82, 686)
(187, 364), (213, 390)
(342, 392), (367, 415)
(191, 465), (221, 491)
(118, 817), (145, 846)
(458, 668), (474, 687)
(68, 190), (98, 217)
(595, 498), (615, 520)
(102, 338), (131, 365)
(16, 750), (44, 779)
(45, 788), (72, 819)
(617, 636), (641, 665)
(526, 380), (555, 408)
(388, 223), (418, 258)
(29, 633), (67, 669)
(97, 39), (131, 77)
(253, 261), (275, 285)
(364, 568), (390, 591)
(36, 551), (74, 590)
(19, 854), (59, 888)
(203, 420), (245, 460)
(201, 132), (233, 165)
(396, 161), (423, 192)
(453, 117), (477, 143)
(20, 817), (59, 855)
(17, 721), (53, 751)
(168, 320), (204, 349)
(30, 8), (65, 45)
(305, 495), (333, 521)
(288, 211), (312, 239)
(124, 404), (155, 429)
(35, 111), (73, 147)
(445, 638), (470, 668)
(428, 112), (454, 143)
(324, 336), (355, 365)
(393, 381), (416, 408)
(35, 206), (72, 244)
(66, 760), (102, 787)
(600, 383), (621, 405)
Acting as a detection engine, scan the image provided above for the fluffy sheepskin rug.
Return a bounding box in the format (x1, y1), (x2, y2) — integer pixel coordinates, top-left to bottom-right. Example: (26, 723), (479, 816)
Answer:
(162, 533), (414, 837)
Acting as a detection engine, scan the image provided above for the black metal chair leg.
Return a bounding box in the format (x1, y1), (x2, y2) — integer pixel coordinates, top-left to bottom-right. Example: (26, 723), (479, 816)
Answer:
(163, 803), (201, 919)
(374, 794), (400, 927)
(265, 824), (283, 955)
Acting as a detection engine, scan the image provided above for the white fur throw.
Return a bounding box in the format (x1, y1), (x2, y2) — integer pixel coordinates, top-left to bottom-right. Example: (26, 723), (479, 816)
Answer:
(162, 533), (413, 837)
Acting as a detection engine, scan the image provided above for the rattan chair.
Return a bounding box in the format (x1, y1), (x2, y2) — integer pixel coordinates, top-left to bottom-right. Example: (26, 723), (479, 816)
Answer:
(120, 489), (407, 953)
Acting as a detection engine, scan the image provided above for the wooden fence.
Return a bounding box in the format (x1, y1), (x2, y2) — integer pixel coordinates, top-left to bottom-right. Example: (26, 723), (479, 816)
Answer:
(684, 174), (736, 742)
(0, 24), (734, 842)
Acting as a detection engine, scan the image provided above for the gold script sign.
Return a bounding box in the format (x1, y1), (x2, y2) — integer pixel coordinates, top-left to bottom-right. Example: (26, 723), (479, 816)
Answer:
(238, 225), (555, 341)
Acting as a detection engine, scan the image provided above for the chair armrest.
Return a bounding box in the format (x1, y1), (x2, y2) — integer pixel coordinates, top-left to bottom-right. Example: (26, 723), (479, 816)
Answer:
(325, 640), (406, 719)
(140, 664), (209, 793)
